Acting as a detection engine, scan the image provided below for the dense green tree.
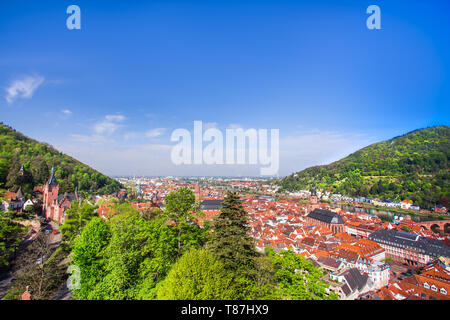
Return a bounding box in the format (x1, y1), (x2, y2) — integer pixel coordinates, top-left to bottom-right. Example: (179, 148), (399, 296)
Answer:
(209, 191), (256, 273)
(0, 157), (8, 188)
(60, 202), (97, 245)
(266, 248), (338, 300)
(72, 217), (111, 300)
(0, 215), (27, 269)
(164, 187), (207, 258)
(85, 207), (179, 299)
(156, 248), (238, 300)
(208, 191), (259, 299)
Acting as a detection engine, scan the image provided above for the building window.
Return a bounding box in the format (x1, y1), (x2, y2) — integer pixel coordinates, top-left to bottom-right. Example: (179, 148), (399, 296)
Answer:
(431, 285), (437, 292)
(440, 288), (447, 295)
(423, 283), (430, 289)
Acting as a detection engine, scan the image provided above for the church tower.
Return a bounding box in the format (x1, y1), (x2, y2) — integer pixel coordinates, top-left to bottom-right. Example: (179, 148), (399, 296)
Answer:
(42, 167), (59, 221)
(306, 184), (320, 214)
(310, 184), (318, 205)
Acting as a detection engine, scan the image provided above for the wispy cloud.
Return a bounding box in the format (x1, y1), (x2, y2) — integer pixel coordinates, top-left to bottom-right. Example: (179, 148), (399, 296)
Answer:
(69, 114), (125, 145)
(69, 134), (113, 144)
(5, 75), (44, 104)
(145, 128), (166, 138)
(60, 109), (72, 120)
(94, 114), (125, 135)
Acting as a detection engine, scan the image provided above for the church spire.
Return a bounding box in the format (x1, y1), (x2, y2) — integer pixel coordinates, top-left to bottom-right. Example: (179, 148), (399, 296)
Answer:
(48, 166), (59, 187)
(311, 184), (317, 197)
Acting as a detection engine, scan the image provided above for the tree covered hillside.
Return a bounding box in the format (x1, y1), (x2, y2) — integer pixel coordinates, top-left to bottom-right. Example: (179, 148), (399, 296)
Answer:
(0, 123), (121, 196)
(281, 126), (450, 209)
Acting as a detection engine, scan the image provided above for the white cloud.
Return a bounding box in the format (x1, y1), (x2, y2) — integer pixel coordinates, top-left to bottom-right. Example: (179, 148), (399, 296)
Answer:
(94, 114), (125, 135)
(145, 128), (166, 138)
(69, 134), (114, 144)
(5, 75), (45, 104)
(69, 114), (125, 145)
(105, 114), (125, 122)
(60, 109), (72, 120)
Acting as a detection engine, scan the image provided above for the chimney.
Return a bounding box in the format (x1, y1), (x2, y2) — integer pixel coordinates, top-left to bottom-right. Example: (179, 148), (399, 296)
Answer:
(20, 286), (31, 300)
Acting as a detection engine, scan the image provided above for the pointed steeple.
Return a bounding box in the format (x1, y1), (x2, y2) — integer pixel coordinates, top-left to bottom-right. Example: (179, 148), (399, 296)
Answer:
(47, 167), (59, 187)
(311, 184), (317, 197)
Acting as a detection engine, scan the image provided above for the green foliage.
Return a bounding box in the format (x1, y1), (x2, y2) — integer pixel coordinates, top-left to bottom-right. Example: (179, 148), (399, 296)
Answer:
(383, 257), (393, 264)
(208, 191), (262, 299)
(400, 225), (412, 233)
(0, 213), (27, 269)
(266, 248), (338, 300)
(164, 187), (208, 258)
(156, 248), (238, 300)
(72, 217), (111, 300)
(280, 126), (450, 209)
(0, 123), (121, 196)
(60, 202), (98, 246)
(209, 191), (256, 274)
(72, 202), (208, 300)
(69, 194), (340, 301)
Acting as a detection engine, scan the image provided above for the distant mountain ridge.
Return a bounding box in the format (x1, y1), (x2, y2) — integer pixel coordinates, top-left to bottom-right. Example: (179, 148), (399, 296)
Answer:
(280, 125), (450, 209)
(0, 123), (121, 196)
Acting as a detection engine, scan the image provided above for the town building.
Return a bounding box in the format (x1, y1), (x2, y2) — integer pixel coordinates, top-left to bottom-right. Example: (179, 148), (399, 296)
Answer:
(42, 167), (77, 224)
(369, 229), (450, 267)
(1, 188), (25, 212)
(306, 208), (345, 233)
(329, 267), (372, 300)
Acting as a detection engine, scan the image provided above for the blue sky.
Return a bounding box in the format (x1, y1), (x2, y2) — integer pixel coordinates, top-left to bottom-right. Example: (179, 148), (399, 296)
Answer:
(0, 0), (449, 177)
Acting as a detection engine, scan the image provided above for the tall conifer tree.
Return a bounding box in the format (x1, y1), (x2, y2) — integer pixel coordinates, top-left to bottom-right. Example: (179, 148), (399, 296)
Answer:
(209, 191), (256, 274)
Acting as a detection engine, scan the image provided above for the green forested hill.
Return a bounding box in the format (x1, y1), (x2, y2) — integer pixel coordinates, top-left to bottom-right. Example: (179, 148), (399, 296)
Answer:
(280, 126), (450, 209)
(0, 123), (121, 196)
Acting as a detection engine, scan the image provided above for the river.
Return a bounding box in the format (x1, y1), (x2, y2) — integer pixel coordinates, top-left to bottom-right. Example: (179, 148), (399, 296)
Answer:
(330, 203), (437, 222)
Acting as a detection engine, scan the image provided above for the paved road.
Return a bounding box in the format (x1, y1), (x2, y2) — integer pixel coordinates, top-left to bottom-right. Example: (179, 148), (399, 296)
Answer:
(48, 221), (62, 245)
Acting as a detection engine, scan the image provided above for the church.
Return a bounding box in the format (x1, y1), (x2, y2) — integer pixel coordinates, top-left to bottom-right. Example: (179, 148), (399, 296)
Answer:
(306, 208), (345, 234)
(305, 184), (345, 233)
(42, 167), (78, 224)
